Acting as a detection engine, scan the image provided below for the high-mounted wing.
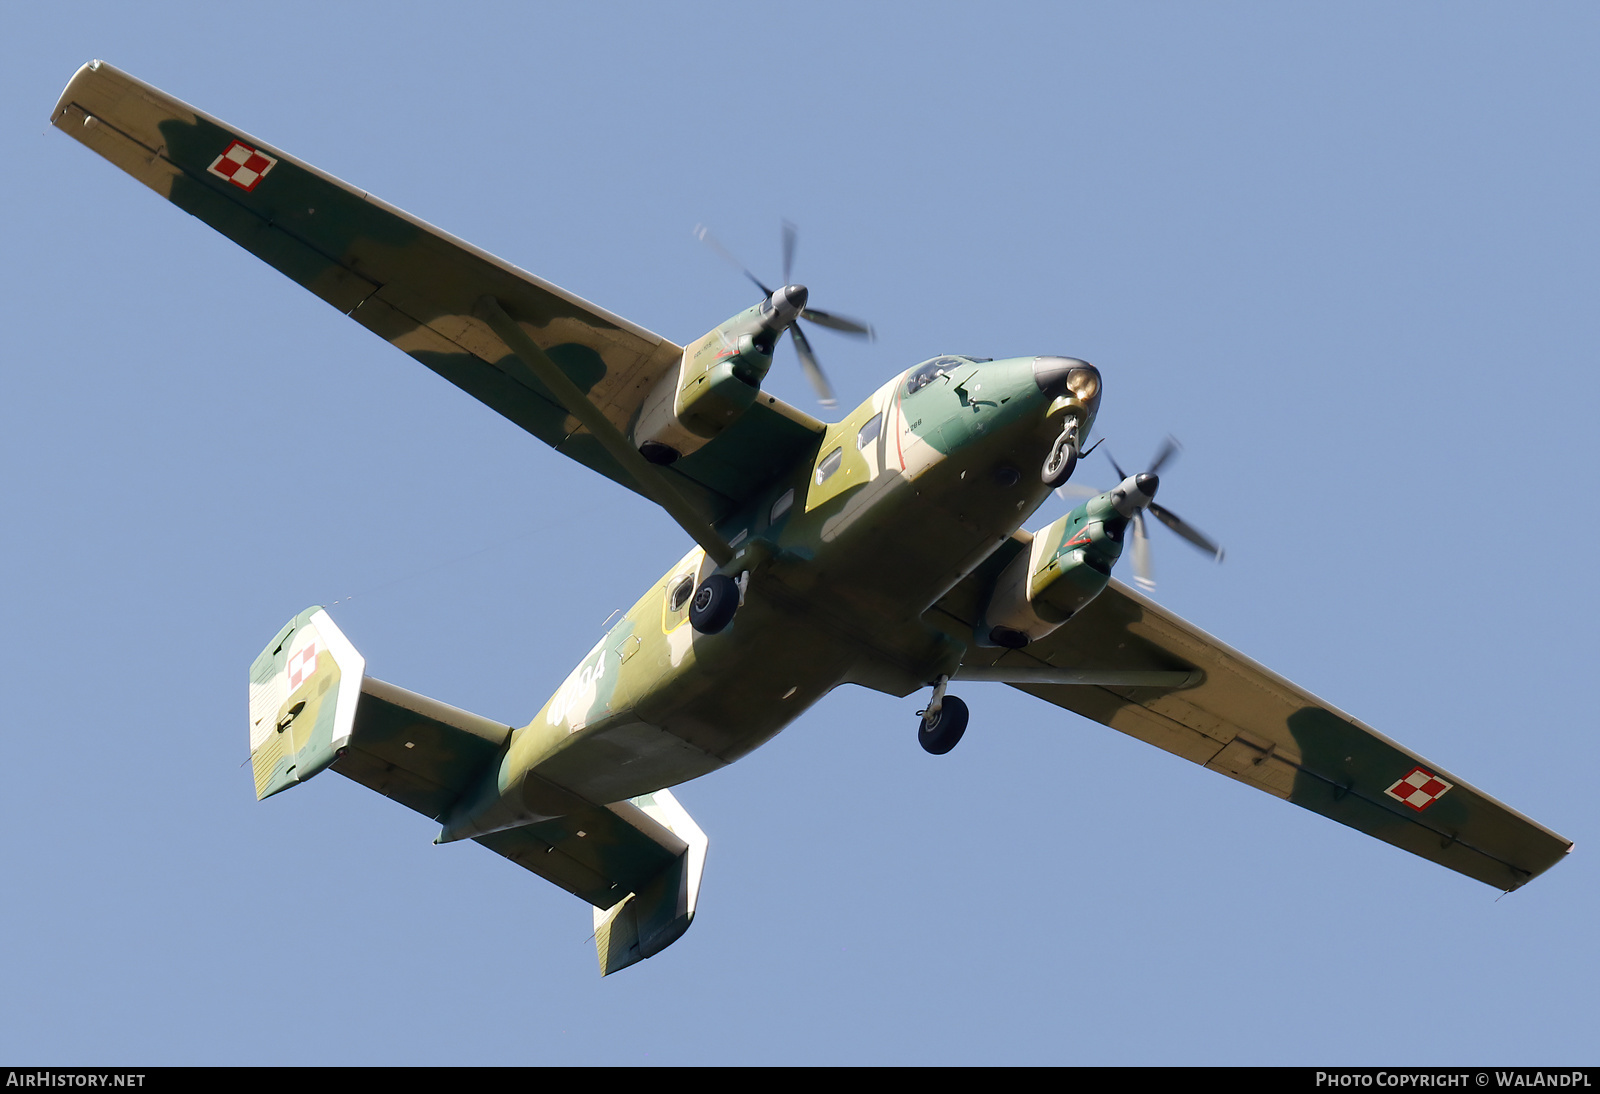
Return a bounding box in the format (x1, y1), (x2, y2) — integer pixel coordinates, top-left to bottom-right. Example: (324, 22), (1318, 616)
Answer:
(50, 61), (821, 526)
(929, 535), (1572, 891)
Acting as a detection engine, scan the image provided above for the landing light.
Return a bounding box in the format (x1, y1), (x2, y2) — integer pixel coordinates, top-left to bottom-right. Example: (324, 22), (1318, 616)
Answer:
(1066, 368), (1099, 401)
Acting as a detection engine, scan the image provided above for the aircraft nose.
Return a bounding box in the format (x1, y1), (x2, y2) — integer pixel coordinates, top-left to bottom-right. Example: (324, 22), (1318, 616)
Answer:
(1033, 356), (1100, 401)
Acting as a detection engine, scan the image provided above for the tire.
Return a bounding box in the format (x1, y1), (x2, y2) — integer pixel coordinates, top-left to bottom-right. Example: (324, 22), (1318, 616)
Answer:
(689, 573), (739, 634)
(918, 694), (969, 755)
(1042, 441), (1077, 487)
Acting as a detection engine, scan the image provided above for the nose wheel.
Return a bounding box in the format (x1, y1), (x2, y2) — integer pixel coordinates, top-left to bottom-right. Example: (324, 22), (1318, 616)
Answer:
(1042, 423), (1080, 488)
(917, 675), (969, 755)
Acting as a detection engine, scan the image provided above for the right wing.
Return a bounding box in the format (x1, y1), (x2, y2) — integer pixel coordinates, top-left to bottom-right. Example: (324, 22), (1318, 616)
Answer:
(51, 61), (822, 526)
(928, 535), (1572, 891)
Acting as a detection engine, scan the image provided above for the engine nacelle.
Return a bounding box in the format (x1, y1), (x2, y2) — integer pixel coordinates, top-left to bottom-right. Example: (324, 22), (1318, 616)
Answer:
(632, 305), (780, 464)
(982, 506), (1125, 648)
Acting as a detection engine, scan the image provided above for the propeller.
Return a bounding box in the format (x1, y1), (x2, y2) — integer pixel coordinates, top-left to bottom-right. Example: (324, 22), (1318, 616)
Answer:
(1056, 437), (1223, 591)
(694, 222), (874, 407)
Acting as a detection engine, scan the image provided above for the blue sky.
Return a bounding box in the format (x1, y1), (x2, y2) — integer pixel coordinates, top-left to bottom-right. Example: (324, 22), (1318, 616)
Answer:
(3, 2), (1596, 1065)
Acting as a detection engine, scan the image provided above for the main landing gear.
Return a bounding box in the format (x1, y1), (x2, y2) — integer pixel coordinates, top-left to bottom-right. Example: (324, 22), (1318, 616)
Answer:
(689, 572), (744, 634)
(917, 674), (969, 755)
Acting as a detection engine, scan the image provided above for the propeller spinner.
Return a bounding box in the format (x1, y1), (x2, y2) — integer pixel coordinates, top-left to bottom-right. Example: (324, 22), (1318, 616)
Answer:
(695, 222), (873, 407)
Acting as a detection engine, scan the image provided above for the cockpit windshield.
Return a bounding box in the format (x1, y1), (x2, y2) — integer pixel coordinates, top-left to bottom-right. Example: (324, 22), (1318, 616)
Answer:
(904, 356), (989, 396)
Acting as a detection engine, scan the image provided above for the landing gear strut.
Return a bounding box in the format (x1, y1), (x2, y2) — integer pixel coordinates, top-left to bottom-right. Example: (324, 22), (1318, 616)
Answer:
(917, 675), (969, 755)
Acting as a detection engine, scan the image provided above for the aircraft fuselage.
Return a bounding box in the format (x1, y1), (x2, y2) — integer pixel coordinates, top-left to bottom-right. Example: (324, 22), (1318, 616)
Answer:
(438, 354), (1100, 842)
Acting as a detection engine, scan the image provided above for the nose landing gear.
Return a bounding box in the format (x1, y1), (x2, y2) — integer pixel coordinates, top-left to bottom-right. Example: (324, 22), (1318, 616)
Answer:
(1042, 420), (1080, 488)
(917, 675), (969, 755)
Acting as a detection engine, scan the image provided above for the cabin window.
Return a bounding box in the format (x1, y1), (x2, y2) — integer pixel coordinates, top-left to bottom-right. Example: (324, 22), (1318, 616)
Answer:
(770, 488), (794, 523)
(816, 447), (843, 484)
(668, 575), (695, 612)
(857, 413), (882, 449)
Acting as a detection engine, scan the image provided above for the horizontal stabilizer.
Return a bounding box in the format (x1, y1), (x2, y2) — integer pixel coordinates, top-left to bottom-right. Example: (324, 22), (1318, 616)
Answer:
(332, 677), (512, 820)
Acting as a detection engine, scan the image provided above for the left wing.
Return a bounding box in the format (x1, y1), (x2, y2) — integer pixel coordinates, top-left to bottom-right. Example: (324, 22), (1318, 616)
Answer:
(50, 61), (822, 527)
(928, 535), (1572, 891)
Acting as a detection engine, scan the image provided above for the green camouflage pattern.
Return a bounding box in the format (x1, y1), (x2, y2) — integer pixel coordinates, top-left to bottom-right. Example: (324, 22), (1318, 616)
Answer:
(49, 61), (821, 528)
(933, 542), (1571, 891)
(56, 62), (1570, 973)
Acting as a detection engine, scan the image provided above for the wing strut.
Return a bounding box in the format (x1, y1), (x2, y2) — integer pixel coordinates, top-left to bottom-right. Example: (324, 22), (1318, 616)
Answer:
(477, 297), (734, 566)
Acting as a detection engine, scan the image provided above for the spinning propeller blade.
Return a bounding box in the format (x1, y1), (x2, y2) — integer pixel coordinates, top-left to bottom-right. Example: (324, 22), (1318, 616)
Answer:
(788, 322), (837, 407)
(1148, 436), (1180, 476)
(799, 307), (874, 337)
(1131, 511), (1153, 591)
(696, 222), (872, 408)
(781, 219), (797, 285)
(1148, 502), (1224, 561)
(1055, 438), (1223, 591)
(694, 224), (772, 296)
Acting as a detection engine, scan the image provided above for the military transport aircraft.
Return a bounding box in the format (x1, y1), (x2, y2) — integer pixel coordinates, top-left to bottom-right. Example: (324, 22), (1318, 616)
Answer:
(52, 61), (1572, 976)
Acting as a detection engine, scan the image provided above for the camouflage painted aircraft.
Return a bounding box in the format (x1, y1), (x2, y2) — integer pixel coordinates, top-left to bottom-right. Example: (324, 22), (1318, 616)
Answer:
(52, 62), (1572, 975)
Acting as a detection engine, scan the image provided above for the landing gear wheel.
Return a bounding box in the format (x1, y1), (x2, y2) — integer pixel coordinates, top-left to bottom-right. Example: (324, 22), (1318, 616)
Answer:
(918, 694), (969, 755)
(689, 573), (739, 634)
(1042, 438), (1078, 487)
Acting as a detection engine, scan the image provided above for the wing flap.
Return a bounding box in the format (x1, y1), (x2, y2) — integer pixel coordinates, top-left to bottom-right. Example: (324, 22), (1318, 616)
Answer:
(931, 541), (1572, 890)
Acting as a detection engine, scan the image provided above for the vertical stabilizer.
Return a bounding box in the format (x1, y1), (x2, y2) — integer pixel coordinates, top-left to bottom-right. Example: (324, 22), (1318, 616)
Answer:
(247, 607), (366, 799)
(592, 789), (708, 975)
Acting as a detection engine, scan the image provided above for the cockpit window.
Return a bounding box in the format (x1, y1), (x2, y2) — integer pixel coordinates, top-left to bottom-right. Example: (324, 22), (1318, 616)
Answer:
(905, 356), (976, 395)
(857, 413), (882, 449)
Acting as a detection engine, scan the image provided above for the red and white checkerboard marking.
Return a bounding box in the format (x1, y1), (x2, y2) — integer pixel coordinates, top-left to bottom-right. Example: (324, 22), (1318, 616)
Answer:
(206, 140), (278, 192)
(286, 640), (320, 693)
(1384, 766), (1453, 811)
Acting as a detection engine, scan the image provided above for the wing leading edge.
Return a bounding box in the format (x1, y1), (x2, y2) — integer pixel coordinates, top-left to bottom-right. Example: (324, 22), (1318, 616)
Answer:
(51, 61), (822, 527)
(929, 534), (1572, 891)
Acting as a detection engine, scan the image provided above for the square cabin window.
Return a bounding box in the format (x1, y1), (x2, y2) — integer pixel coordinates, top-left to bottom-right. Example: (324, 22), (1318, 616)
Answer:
(770, 488), (794, 523)
(857, 413), (882, 449)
